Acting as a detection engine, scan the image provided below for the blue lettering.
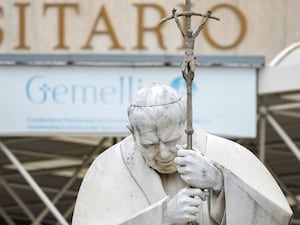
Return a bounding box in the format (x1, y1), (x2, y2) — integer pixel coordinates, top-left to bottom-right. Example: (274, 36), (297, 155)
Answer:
(52, 85), (68, 104)
(71, 85), (97, 104)
(26, 76), (48, 104)
(120, 76), (124, 104)
(100, 86), (116, 104)
(128, 76), (133, 102)
(25, 75), (144, 105)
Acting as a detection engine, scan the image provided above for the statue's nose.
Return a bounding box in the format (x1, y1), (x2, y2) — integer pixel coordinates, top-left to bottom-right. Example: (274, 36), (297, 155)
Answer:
(159, 142), (171, 159)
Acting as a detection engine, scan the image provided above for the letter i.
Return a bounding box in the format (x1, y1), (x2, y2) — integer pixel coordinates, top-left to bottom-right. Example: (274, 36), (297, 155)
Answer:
(120, 76), (124, 104)
(128, 76), (132, 102)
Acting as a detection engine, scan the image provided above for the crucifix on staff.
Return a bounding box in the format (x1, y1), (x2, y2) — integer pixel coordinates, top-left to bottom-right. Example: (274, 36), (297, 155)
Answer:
(160, 0), (219, 150)
(160, 2), (219, 225)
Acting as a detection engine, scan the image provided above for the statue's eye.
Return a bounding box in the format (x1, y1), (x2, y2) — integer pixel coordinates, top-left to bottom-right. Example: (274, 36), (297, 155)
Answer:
(141, 143), (156, 148)
(147, 143), (156, 147)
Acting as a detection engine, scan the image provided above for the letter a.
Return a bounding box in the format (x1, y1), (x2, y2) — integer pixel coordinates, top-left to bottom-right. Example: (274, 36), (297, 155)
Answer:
(82, 6), (124, 50)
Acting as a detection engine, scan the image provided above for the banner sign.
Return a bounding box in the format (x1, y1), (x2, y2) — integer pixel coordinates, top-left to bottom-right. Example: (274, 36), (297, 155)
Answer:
(0, 66), (256, 137)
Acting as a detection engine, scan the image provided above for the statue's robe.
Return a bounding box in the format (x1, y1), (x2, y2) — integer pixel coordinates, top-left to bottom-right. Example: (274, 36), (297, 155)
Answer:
(72, 130), (293, 225)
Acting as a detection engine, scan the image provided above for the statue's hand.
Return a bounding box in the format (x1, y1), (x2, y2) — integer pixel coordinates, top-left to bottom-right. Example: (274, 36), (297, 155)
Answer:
(174, 146), (223, 192)
(164, 187), (205, 225)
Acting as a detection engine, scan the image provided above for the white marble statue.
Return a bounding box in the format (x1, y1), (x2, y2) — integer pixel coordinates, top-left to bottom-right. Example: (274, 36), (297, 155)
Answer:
(72, 84), (293, 225)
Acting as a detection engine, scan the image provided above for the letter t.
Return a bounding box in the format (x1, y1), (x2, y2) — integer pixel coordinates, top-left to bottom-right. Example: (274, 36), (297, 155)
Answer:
(43, 3), (79, 50)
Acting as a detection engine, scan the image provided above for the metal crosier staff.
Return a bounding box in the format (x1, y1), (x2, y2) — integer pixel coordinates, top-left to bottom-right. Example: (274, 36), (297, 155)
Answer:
(160, 0), (219, 150)
(160, 1), (219, 224)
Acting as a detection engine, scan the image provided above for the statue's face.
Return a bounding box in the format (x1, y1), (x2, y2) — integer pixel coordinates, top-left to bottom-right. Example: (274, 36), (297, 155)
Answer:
(134, 117), (185, 174)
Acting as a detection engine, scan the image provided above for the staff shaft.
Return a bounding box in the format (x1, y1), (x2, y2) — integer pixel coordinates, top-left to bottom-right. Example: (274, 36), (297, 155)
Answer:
(186, 0), (192, 30)
(185, 71), (194, 150)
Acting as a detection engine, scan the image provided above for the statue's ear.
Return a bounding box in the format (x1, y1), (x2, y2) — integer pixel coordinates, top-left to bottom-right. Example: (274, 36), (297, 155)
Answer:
(127, 124), (134, 136)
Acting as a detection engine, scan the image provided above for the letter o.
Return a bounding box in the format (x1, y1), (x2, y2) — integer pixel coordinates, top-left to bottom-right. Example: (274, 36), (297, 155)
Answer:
(203, 3), (247, 49)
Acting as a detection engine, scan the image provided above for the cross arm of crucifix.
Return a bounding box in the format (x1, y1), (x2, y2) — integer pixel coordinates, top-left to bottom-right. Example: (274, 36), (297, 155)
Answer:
(172, 8), (185, 37)
(161, 9), (219, 40)
(192, 10), (212, 38)
(160, 9), (219, 25)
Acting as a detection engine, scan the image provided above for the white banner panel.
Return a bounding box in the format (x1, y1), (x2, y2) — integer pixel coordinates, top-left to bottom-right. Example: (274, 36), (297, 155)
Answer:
(0, 66), (256, 137)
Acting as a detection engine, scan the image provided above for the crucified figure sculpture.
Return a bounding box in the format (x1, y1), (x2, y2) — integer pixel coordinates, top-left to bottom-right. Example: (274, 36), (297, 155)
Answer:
(172, 8), (212, 74)
(160, 5), (219, 150)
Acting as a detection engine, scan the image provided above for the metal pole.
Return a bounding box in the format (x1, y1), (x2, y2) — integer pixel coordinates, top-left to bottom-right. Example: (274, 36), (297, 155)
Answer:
(30, 170), (78, 225)
(268, 102), (300, 111)
(267, 165), (300, 210)
(0, 177), (36, 221)
(0, 206), (17, 225)
(3, 199), (74, 212)
(4, 165), (81, 178)
(10, 148), (78, 160)
(55, 203), (75, 225)
(265, 114), (300, 161)
(31, 138), (107, 225)
(292, 218), (300, 225)
(8, 182), (77, 196)
(258, 116), (266, 163)
(0, 142), (69, 225)
(273, 110), (300, 119)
